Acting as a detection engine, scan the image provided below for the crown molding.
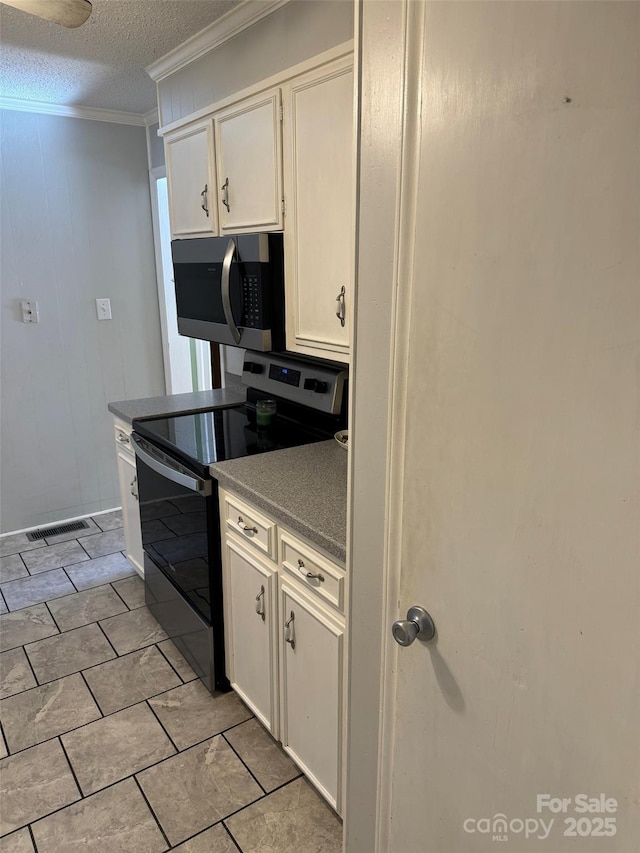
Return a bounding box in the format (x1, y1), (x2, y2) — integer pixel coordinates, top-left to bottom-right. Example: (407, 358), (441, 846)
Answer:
(143, 107), (159, 127)
(0, 97), (147, 126)
(146, 0), (291, 83)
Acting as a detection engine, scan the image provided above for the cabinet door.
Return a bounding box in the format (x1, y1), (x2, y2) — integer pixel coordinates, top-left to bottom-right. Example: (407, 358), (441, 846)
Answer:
(116, 447), (144, 577)
(283, 58), (354, 363)
(214, 90), (283, 233)
(224, 537), (278, 735)
(165, 121), (218, 237)
(279, 578), (344, 811)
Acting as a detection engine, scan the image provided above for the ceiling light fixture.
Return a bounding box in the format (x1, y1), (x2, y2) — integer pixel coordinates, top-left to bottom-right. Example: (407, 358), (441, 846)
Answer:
(1, 0), (92, 28)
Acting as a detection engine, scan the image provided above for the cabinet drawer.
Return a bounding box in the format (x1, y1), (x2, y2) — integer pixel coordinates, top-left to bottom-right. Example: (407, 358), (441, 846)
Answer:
(114, 421), (133, 455)
(280, 532), (345, 614)
(223, 493), (277, 560)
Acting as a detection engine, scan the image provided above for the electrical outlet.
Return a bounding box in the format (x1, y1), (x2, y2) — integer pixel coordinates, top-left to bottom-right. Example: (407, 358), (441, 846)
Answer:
(96, 298), (112, 320)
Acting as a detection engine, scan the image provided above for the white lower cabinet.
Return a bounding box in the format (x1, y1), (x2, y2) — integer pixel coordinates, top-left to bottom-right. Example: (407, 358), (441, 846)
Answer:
(279, 578), (344, 811)
(113, 419), (144, 577)
(223, 537), (278, 735)
(219, 488), (346, 814)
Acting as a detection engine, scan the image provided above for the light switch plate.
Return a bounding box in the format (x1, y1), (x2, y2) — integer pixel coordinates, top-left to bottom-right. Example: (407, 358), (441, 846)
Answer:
(96, 298), (112, 320)
(20, 299), (39, 323)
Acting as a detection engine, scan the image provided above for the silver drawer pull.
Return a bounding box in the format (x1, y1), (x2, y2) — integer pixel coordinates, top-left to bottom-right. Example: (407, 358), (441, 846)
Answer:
(298, 558), (324, 583)
(117, 433), (130, 444)
(255, 585), (265, 621)
(238, 516), (258, 534)
(284, 610), (295, 649)
(335, 285), (346, 327)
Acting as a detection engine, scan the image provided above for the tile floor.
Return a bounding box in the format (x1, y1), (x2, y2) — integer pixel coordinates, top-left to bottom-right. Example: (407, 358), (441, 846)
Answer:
(0, 511), (343, 852)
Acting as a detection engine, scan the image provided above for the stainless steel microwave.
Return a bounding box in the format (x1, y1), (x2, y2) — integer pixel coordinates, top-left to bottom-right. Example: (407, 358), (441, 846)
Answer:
(172, 233), (285, 351)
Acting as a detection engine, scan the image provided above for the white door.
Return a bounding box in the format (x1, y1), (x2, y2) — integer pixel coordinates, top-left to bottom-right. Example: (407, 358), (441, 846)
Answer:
(214, 91), (283, 233)
(165, 121), (217, 237)
(280, 579), (344, 812)
(282, 58), (353, 362)
(116, 448), (143, 577)
(347, 3), (640, 852)
(223, 538), (278, 734)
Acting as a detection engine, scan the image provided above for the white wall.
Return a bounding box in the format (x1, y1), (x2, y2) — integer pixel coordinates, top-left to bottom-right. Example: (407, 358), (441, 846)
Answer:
(0, 110), (165, 533)
(158, 0), (353, 125)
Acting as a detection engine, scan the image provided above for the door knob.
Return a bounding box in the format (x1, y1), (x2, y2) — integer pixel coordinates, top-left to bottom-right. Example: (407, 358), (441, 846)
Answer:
(392, 606), (436, 646)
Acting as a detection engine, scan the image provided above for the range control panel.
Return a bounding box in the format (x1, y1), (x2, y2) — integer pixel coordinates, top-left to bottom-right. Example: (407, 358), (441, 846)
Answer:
(241, 352), (347, 415)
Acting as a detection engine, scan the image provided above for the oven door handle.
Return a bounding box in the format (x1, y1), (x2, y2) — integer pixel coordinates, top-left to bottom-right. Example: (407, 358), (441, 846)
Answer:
(130, 434), (211, 496)
(221, 237), (242, 345)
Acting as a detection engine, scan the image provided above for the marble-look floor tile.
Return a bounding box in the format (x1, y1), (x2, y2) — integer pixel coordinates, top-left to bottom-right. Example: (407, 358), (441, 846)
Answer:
(21, 540), (89, 575)
(0, 739), (80, 836)
(0, 603), (59, 651)
(0, 735), (6, 759)
(44, 517), (101, 545)
(171, 824), (237, 853)
(157, 639), (198, 683)
(1, 569), (76, 612)
(83, 646), (181, 715)
(0, 554), (28, 583)
(224, 719), (299, 793)
(149, 681), (252, 751)
(111, 574), (145, 609)
(80, 529), (126, 559)
(64, 552), (134, 591)
(91, 509), (123, 532)
(99, 606), (167, 655)
(0, 827), (35, 852)
(0, 647), (36, 700)
(26, 623), (115, 684)
(137, 735), (261, 847)
(0, 533), (45, 559)
(0, 596), (6, 616)
(0, 673), (100, 753)
(31, 777), (167, 853)
(47, 586), (127, 632)
(62, 702), (175, 795)
(225, 777), (342, 853)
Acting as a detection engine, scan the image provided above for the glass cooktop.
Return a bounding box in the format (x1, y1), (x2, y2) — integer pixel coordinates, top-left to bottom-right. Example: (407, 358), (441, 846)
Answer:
(133, 404), (325, 477)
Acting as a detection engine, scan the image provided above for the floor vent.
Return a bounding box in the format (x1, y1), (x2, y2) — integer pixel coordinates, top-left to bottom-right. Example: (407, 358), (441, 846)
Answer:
(26, 520), (91, 541)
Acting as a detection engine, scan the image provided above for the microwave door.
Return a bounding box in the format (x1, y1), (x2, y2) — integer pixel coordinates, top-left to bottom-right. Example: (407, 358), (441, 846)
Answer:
(221, 238), (242, 345)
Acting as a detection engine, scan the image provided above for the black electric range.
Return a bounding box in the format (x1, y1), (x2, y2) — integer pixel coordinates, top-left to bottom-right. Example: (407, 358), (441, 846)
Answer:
(131, 352), (347, 693)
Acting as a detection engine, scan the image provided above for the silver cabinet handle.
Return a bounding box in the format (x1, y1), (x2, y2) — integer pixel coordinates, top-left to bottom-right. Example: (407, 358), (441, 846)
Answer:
(335, 286), (346, 327)
(130, 475), (138, 500)
(200, 184), (209, 217)
(117, 432), (130, 444)
(284, 610), (295, 649)
(237, 516), (258, 535)
(255, 585), (265, 621)
(222, 238), (242, 345)
(392, 606), (436, 647)
(297, 558), (324, 583)
(221, 177), (230, 212)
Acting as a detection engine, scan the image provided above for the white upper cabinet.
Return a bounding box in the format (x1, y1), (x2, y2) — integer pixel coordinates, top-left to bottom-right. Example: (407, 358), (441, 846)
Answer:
(164, 120), (218, 238)
(213, 90), (284, 234)
(282, 57), (354, 363)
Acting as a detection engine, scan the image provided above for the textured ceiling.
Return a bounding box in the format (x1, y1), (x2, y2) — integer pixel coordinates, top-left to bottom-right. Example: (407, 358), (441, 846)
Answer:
(0, 0), (241, 114)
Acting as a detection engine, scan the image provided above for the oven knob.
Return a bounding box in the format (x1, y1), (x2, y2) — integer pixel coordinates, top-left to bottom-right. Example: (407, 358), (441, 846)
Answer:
(303, 379), (328, 393)
(244, 361), (264, 374)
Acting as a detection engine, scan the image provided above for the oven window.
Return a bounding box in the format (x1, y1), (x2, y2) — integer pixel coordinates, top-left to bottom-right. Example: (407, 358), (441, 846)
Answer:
(135, 454), (213, 623)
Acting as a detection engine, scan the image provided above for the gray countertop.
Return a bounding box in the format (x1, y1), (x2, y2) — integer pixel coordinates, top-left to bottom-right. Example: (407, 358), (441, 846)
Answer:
(108, 387), (246, 425)
(210, 440), (348, 564)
